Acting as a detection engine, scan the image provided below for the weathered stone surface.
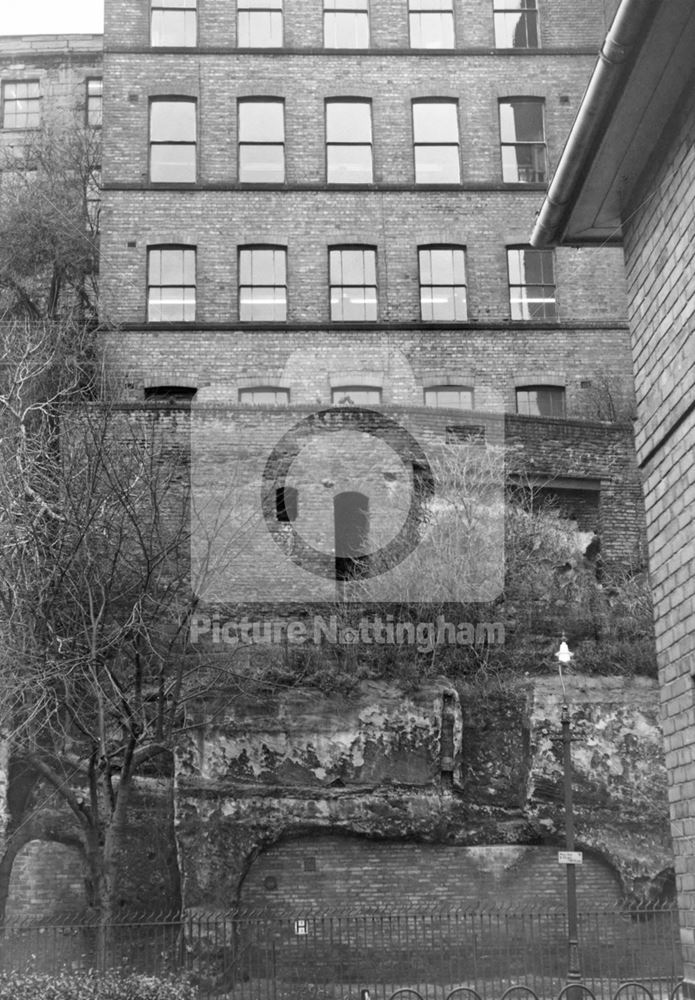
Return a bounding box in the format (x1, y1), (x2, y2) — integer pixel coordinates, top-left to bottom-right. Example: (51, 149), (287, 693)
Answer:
(175, 674), (672, 909)
(527, 675), (671, 893)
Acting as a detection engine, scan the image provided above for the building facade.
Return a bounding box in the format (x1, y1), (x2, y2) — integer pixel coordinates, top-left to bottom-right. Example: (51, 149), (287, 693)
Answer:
(100, 0), (631, 421)
(96, 0), (646, 603)
(0, 33), (102, 142)
(531, 0), (695, 983)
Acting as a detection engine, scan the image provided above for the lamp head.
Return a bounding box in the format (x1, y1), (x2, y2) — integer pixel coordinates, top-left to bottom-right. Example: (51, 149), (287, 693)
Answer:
(556, 635), (574, 664)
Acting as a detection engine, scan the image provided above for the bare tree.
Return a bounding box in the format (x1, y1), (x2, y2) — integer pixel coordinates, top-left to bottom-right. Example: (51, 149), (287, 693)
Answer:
(0, 124), (100, 322)
(0, 320), (250, 960)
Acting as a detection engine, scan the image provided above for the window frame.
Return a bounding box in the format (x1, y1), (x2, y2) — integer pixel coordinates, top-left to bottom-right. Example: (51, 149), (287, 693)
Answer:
(238, 245), (288, 321)
(418, 245), (468, 321)
(2, 80), (41, 130)
(328, 246), (378, 322)
(238, 98), (285, 183)
(149, 97), (197, 184)
(493, 0), (539, 49)
(499, 97), (547, 183)
(147, 245), (197, 323)
(423, 385), (474, 409)
(408, 0), (455, 48)
(515, 385), (566, 418)
(331, 385), (382, 405)
(151, 0), (197, 47)
(85, 77), (103, 128)
(507, 246), (557, 320)
(324, 0), (370, 48)
(412, 99), (461, 184)
(325, 99), (373, 184)
(238, 0), (283, 47)
(238, 386), (291, 405)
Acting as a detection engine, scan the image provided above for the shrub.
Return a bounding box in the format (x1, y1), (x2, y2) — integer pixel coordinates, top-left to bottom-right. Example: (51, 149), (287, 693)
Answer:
(0, 970), (198, 1000)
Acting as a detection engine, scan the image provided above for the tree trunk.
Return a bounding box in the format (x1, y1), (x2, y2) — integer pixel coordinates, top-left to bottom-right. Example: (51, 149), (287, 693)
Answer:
(87, 778), (132, 971)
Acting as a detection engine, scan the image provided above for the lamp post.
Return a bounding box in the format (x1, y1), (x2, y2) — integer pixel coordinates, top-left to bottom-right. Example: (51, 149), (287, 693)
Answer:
(557, 636), (582, 992)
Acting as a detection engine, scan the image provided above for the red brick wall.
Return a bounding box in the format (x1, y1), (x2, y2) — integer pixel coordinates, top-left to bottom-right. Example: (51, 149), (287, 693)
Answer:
(5, 840), (86, 920)
(621, 62), (695, 984)
(240, 836), (623, 911)
(105, 0), (618, 51)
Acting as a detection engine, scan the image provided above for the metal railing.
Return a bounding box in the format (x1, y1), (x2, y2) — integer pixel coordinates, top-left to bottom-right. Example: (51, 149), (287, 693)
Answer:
(0, 904), (682, 1000)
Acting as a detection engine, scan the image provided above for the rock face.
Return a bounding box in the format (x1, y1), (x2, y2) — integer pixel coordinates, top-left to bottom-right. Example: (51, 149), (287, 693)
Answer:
(175, 674), (672, 911)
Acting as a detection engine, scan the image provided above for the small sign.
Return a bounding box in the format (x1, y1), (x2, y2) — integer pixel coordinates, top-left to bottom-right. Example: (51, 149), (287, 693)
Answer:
(558, 851), (583, 865)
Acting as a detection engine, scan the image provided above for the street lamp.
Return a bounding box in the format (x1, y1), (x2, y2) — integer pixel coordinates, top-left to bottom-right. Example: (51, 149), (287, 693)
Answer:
(556, 635), (582, 991)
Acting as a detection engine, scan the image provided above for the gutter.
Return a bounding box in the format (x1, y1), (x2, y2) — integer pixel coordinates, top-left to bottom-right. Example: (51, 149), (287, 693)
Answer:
(529, 0), (659, 248)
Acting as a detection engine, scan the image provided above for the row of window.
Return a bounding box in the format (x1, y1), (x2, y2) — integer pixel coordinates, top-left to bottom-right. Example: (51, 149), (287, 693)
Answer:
(151, 0), (540, 50)
(146, 245), (556, 322)
(146, 382), (566, 418)
(0, 78), (102, 131)
(150, 96), (547, 185)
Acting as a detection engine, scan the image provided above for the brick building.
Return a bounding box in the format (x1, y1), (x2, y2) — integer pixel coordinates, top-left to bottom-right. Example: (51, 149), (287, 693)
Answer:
(95, 0), (646, 597)
(530, 0), (695, 983)
(0, 1), (674, 924)
(0, 33), (102, 142)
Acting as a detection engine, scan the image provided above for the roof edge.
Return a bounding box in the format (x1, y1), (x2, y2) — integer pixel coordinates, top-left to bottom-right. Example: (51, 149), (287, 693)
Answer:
(530, 0), (659, 248)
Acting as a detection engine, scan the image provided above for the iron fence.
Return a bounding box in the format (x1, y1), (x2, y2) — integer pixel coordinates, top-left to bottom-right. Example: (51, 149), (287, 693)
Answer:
(0, 905), (682, 1000)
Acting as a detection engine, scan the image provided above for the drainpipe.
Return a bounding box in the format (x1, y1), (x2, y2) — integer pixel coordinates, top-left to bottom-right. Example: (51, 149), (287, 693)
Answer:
(530, 0), (659, 248)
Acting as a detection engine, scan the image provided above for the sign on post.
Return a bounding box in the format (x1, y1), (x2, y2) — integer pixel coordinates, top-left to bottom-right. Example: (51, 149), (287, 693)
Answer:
(558, 851), (583, 865)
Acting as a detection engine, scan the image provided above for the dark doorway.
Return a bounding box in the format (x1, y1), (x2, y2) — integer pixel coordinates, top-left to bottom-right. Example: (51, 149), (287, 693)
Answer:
(334, 491), (369, 580)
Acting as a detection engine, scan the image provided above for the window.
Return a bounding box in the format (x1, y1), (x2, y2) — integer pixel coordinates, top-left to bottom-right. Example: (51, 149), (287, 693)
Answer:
(239, 247), (287, 320)
(238, 0), (283, 46)
(239, 386), (290, 404)
(326, 101), (373, 183)
(239, 100), (284, 182)
(409, 0), (454, 47)
(324, 0), (369, 47)
(86, 78), (102, 127)
(412, 100), (460, 183)
(419, 246), (467, 320)
(151, 0), (197, 46)
(144, 385), (197, 402)
(331, 386), (382, 405)
(446, 424), (485, 443)
(494, 0), (539, 48)
(499, 98), (546, 183)
(150, 99), (197, 183)
(516, 386), (565, 417)
(147, 246), (196, 321)
(507, 247), (556, 319)
(86, 167), (101, 232)
(276, 485), (298, 522)
(424, 385), (474, 408)
(329, 247), (377, 321)
(2, 81), (40, 129)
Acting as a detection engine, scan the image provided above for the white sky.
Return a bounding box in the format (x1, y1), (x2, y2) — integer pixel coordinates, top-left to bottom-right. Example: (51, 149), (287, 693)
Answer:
(0, 0), (104, 36)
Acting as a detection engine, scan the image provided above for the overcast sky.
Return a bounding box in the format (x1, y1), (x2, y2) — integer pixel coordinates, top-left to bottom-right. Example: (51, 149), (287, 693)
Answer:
(0, 0), (104, 36)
